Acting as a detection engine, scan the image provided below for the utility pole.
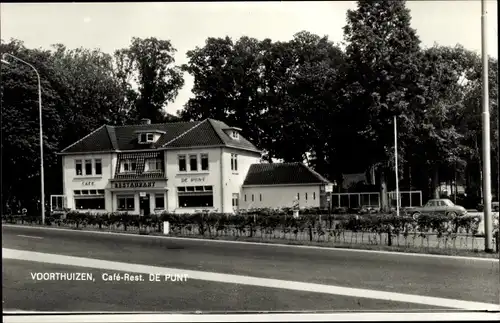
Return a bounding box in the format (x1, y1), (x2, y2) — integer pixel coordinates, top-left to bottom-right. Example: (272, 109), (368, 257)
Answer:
(394, 115), (400, 217)
(1, 54), (45, 225)
(481, 0), (493, 252)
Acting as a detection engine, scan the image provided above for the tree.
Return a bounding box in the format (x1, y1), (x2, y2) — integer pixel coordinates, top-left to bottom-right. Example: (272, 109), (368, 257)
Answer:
(459, 56), (499, 202)
(408, 45), (480, 199)
(114, 37), (184, 123)
(343, 0), (423, 210)
(181, 32), (348, 176)
(1, 39), (63, 213)
(50, 44), (130, 149)
(1, 39), (135, 214)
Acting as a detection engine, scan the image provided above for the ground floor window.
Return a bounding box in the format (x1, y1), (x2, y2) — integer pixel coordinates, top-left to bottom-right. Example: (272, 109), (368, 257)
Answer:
(74, 190), (105, 210)
(155, 193), (165, 209)
(117, 195), (135, 211)
(232, 193), (239, 209)
(177, 185), (213, 208)
(74, 197), (105, 210)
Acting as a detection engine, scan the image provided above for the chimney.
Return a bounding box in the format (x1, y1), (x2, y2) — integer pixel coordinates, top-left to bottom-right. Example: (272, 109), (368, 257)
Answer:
(140, 118), (151, 125)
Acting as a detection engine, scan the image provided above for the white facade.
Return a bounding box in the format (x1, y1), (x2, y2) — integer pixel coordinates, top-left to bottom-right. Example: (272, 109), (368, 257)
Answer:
(60, 147), (261, 215)
(62, 152), (117, 213)
(241, 185), (323, 209)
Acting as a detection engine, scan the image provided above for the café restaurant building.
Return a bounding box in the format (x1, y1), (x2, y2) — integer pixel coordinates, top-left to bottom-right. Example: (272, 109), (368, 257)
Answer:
(52, 118), (331, 215)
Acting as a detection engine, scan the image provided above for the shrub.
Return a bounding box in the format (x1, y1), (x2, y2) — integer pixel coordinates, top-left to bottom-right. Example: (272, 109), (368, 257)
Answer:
(3, 207), (486, 241)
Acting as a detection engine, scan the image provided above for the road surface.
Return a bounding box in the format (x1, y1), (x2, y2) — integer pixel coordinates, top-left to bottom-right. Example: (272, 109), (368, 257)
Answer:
(2, 225), (499, 312)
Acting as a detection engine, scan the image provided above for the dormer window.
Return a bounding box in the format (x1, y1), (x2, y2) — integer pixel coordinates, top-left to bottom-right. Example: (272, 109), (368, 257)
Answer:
(139, 132), (155, 144)
(223, 127), (242, 140)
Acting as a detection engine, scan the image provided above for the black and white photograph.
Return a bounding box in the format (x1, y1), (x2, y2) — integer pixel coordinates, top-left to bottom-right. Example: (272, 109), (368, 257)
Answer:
(1, 0), (499, 321)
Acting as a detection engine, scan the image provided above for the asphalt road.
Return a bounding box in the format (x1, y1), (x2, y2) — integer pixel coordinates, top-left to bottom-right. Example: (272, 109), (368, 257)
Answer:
(2, 225), (499, 312)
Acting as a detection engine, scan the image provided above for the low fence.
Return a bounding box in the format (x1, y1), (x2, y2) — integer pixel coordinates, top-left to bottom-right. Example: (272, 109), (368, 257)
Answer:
(3, 209), (499, 254)
(330, 190), (423, 210)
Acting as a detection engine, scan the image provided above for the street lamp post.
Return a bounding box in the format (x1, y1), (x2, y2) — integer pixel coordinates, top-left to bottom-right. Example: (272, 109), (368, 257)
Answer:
(394, 115), (400, 217)
(481, 0), (493, 252)
(1, 53), (45, 225)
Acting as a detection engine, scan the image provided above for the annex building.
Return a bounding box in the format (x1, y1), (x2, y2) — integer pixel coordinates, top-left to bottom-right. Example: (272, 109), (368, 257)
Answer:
(51, 118), (331, 215)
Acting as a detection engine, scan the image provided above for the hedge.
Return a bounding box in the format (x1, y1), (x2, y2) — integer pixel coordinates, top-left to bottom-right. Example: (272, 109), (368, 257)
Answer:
(3, 207), (496, 239)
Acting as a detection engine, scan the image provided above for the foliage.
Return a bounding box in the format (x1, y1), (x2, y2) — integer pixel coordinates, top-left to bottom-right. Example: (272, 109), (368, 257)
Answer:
(4, 209), (498, 252)
(342, 0), (423, 210)
(114, 37), (184, 123)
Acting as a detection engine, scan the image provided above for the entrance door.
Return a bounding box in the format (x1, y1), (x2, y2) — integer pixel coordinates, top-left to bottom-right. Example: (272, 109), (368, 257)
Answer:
(140, 194), (151, 216)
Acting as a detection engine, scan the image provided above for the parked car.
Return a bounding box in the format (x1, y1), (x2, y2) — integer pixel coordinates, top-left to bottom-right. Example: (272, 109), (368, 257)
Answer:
(406, 199), (467, 219)
(476, 201), (499, 212)
(358, 205), (380, 215)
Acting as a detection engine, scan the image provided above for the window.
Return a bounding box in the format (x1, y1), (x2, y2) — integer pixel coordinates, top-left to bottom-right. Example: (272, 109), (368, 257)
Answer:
(244, 195), (247, 202)
(139, 133), (155, 143)
(178, 155), (186, 172)
(146, 159), (162, 172)
(305, 193), (308, 201)
(259, 194), (262, 202)
(231, 154), (238, 171)
(177, 186), (213, 208)
(232, 193), (239, 208)
(95, 159), (102, 175)
(74, 190), (105, 210)
(231, 131), (239, 139)
(122, 159), (137, 172)
(297, 193), (300, 200)
(189, 155), (198, 171)
(313, 192), (316, 200)
(75, 160), (82, 176)
(74, 197), (105, 210)
(155, 193), (165, 209)
(85, 160), (92, 175)
(201, 154), (209, 171)
(252, 194), (254, 202)
(117, 195), (135, 211)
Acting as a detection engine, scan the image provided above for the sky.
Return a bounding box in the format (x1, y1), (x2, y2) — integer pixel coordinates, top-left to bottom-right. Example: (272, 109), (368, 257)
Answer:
(1, 1), (498, 116)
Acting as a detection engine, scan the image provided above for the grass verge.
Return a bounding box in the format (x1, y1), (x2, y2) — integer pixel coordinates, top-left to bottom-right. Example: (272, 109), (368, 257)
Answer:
(3, 222), (499, 259)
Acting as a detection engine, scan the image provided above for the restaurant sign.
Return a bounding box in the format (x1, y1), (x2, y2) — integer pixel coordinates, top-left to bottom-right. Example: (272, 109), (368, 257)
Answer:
(180, 177), (206, 183)
(114, 181), (156, 189)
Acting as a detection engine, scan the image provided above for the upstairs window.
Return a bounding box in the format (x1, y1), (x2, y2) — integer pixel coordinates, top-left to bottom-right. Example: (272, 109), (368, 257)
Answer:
(178, 155), (186, 172)
(84, 160), (92, 175)
(95, 159), (102, 175)
(139, 132), (155, 143)
(146, 159), (162, 172)
(201, 154), (209, 171)
(75, 160), (83, 176)
(189, 155), (198, 171)
(231, 154), (238, 171)
(231, 131), (239, 139)
(122, 159), (137, 173)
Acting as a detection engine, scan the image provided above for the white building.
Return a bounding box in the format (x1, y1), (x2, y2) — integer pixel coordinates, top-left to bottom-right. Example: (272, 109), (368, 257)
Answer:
(241, 163), (330, 209)
(52, 118), (331, 215)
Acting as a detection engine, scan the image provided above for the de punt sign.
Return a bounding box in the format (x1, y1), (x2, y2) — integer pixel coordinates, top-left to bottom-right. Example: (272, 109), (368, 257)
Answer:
(114, 182), (156, 189)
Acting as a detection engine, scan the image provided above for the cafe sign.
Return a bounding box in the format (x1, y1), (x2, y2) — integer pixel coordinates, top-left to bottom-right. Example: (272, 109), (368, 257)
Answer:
(114, 181), (156, 189)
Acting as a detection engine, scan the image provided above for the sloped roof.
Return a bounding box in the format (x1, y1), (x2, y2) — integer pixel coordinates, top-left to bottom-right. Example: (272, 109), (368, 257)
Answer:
(60, 119), (259, 154)
(243, 162), (331, 186)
